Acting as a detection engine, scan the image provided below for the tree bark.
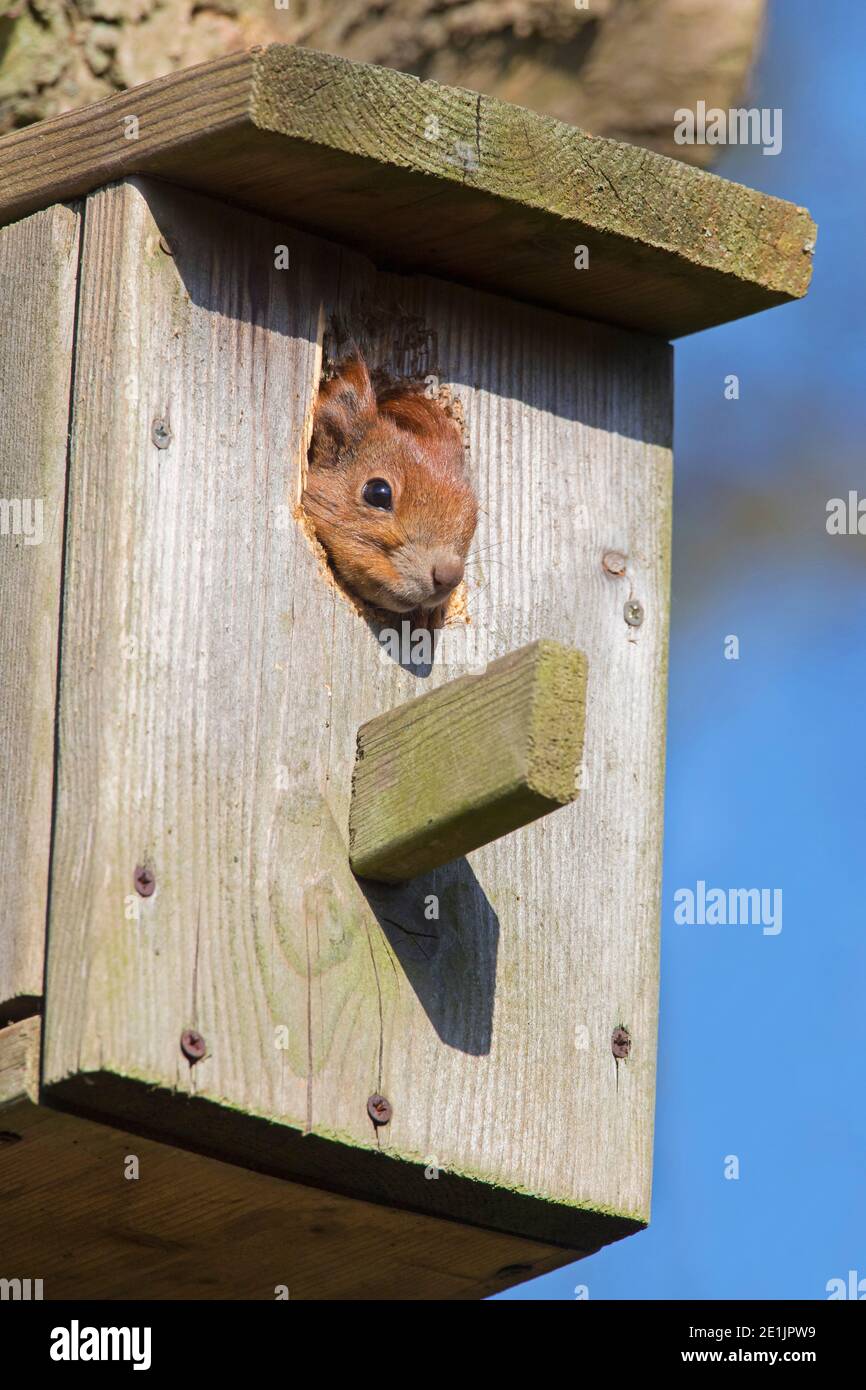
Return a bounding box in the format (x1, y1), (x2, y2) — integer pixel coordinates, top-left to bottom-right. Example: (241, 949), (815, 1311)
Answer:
(0, 0), (766, 166)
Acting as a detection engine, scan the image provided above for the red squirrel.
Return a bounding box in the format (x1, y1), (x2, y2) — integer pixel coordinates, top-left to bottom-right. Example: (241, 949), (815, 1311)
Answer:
(302, 354), (478, 615)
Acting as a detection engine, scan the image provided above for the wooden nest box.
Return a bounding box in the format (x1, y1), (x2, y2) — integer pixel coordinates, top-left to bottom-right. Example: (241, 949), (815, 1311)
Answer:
(0, 46), (814, 1299)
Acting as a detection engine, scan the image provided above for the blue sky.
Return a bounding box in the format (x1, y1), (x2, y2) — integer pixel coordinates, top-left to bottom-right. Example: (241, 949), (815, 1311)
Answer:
(498, 0), (866, 1299)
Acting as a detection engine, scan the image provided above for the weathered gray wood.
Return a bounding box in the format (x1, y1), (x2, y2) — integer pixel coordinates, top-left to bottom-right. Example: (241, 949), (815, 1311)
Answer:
(43, 176), (670, 1257)
(0, 203), (79, 1024)
(0, 46), (815, 338)
(350, 640), (588, 882)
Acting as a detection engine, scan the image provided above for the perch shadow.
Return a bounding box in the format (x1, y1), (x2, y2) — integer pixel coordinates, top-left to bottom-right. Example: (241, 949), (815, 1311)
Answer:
(356, 857), (498, 1057)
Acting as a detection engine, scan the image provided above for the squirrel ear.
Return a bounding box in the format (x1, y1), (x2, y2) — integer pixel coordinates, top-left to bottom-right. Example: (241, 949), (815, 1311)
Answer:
(377, 387), (466, 473)
(309, 354), (377, 468)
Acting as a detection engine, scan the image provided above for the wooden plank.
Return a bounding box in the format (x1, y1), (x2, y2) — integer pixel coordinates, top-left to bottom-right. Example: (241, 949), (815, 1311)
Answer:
(0, 46), (814, 339)
(0, 204), (80, 1025)
(350, 640), (588, 882)
(43, 177), (670, 1256)
(0, 1015), (40, 1104)
(0, 1019), (577, 1300)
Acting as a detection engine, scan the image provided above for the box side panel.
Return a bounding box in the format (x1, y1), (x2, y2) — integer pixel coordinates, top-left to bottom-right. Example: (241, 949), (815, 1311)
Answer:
(0, 204), (80, 1022)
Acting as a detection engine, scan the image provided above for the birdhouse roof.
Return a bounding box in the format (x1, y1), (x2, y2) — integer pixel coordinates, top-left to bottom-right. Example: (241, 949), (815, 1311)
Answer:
(0, 45), (815, 338)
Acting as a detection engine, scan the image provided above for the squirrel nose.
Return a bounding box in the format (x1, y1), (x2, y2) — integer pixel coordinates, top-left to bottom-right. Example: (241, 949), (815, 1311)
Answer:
(432, 559), (464, 592)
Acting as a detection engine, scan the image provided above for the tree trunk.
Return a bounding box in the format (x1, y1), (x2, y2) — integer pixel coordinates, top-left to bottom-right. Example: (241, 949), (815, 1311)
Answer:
(0, 0), (765, 166)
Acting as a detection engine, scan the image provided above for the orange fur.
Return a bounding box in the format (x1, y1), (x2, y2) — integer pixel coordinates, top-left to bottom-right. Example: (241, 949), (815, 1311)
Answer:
(302, 355), (478, 614)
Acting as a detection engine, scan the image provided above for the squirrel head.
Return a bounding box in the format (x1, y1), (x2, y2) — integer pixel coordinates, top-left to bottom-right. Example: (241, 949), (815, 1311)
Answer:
(302, 354), (478, 614)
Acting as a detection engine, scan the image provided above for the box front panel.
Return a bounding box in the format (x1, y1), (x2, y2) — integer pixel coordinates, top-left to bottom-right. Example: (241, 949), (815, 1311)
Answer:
(44, 178), (671, 1240)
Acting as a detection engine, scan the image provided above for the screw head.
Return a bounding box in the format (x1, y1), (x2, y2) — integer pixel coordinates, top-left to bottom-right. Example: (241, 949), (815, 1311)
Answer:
(602, 550), (628, 577)
(158, 234), (174, 256)
(624, 599), (644, 627)
(611, 1026), (631, 1059)
(367, 1093), (392, 1126)
(134, 865), (155, 897)
(181, 1029), (207, 1063)
(151, 418), (172, 449)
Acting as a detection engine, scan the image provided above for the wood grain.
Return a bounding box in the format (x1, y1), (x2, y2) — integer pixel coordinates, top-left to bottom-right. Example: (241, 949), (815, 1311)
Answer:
(0, 46), (815, 338)
(350, 640), (588, 882)
(0, 1018), (579, 1300)
(0, 1015), (40, 1103)
(43, 177), (670, 1258)
(0, 204), (80, 1024)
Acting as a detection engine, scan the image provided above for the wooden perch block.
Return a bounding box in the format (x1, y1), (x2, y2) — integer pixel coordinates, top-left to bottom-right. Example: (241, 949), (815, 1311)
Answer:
(349, 640), (588, 883)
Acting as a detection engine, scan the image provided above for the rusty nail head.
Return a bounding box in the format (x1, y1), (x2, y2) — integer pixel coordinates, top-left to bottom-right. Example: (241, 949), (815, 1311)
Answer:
(602, 550), (628, 577)
(158, 234), (173, 256)
(181, 1029), (206, 1063)
(611, 1026), (631, 1059)
(367, 1093), (392, 1126)
(151, 418), (172, 449)
(624, 599), (644, 627)
(134, 865), (155, 897)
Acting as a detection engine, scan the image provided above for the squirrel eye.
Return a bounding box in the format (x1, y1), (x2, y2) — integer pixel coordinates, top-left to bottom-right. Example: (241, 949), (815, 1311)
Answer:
(362, 478), (393, 510)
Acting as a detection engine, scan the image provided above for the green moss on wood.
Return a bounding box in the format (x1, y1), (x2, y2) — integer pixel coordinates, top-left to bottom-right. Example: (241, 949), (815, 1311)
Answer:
(0, 44), (815, 337)
(349, 639), (588, 882)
